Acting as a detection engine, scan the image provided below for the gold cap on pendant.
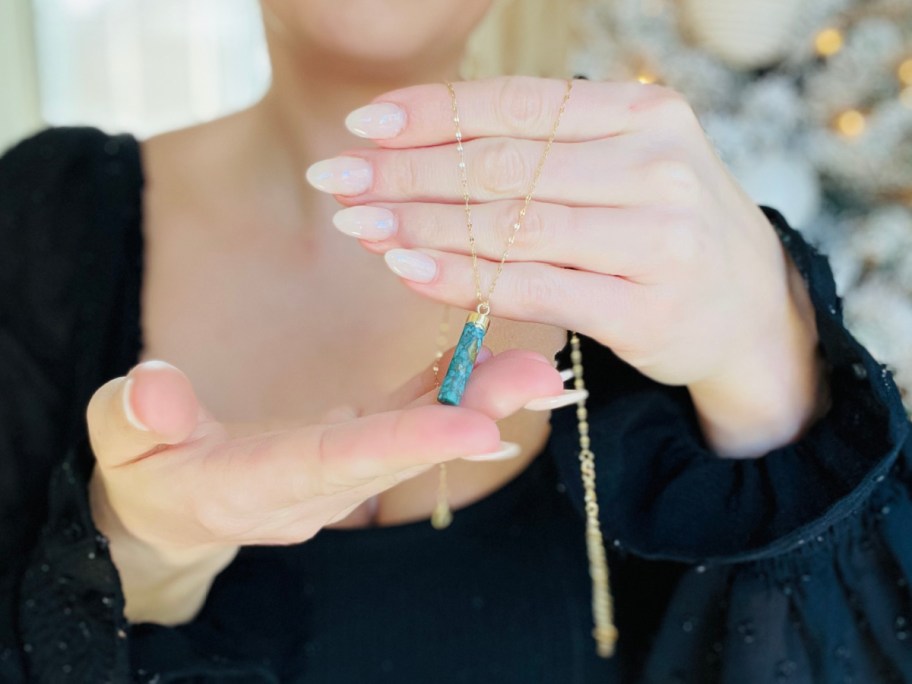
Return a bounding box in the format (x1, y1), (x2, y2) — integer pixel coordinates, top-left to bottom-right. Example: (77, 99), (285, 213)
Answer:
(468, 311), (490, 331)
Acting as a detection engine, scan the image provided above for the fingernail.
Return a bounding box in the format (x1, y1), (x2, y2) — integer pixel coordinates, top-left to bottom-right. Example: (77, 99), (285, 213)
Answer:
(383, 248), (437, 283)
(137, 359), (178, 372)
(559, 368), (575, 383)
(461, 441), (522, 462)
(523, 389), (589, 411)
(122, 377), (150, 431)
(305, 156), (372, 195)
(332, 206), (397, 240)
(345, 103), (407, 139)
(474, 346), (493, 366)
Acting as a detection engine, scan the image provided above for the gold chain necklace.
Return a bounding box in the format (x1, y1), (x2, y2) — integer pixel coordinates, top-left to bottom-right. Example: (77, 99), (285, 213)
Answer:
(435, 79), (571, 406)
(434, 78), (617, 658)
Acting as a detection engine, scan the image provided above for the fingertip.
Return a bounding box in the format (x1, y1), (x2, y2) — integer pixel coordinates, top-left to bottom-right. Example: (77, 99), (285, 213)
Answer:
(459, 352), (563, 419)
(133, 359), (180, 372)
(127, 361), (199, 442)
(122, 377), (148, 432)
(492, 348), (553, 367)
(411, 404), (501, 457)
(474, 346), (494, 366)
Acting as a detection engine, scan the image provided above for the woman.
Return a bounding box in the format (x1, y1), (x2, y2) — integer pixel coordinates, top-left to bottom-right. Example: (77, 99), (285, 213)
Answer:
(1, 0), (910, 681)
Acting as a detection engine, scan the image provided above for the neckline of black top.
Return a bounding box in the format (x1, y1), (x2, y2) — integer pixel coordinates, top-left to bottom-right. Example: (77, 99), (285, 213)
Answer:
(270, 448), (557, 552)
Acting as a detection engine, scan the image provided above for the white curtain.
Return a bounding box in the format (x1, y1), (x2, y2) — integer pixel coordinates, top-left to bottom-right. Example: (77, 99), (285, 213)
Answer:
(31, 0), (271, 138)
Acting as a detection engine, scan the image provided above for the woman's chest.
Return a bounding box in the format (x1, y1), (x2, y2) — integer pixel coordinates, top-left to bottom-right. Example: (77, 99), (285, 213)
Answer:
(136, 211), (447, 425)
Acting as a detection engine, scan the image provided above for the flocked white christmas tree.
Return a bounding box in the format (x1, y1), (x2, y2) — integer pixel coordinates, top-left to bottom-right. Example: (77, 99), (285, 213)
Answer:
(571, 0), (912, 411)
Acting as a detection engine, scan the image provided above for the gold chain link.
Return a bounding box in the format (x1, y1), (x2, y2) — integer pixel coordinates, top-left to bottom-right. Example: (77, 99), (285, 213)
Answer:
(445, 79), (573, 311)
(571, 332), (617, 658)
(443, 78), (617, 658)
(431, 305), (454, 530)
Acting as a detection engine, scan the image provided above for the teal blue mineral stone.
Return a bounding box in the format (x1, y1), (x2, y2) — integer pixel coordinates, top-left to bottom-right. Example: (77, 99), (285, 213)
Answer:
(437, 318), (488, 406)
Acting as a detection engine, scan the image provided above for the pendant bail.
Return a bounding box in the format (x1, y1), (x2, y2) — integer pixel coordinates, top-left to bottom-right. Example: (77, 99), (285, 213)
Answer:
(476, 301), (490, 316)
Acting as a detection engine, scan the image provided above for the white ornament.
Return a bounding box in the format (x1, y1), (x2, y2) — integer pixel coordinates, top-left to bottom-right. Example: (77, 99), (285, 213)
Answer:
(732, 153), (821, 228)
(679, 0), (805, 68)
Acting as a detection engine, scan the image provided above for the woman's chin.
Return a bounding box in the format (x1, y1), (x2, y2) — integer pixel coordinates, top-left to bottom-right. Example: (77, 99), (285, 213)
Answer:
(261, 0), (492, 69)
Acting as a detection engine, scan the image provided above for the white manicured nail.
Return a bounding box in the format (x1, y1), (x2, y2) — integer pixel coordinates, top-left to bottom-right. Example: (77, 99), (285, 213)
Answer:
(559, 368), (575, 383)
(305, 156), (372, 195)
(345, 103), (407, 139)
(461, 441), (522, 462)
(523, 389), (588, 411)
(138, 359), (178, 371)
(332, 206), (397, 240)
(384, 249), (437, 282)
(122, 377), (149, 432)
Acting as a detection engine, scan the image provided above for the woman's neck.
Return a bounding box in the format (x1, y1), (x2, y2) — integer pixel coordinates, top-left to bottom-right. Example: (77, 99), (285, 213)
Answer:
(250, 23), (466, 186)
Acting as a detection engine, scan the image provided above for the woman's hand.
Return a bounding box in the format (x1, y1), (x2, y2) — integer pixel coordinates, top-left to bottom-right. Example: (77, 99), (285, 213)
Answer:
(87, 352), (562, 624)
(306, 76), (831, 458)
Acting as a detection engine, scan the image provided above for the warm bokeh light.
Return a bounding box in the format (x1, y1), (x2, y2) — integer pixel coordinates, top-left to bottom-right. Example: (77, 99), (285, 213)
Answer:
(899, 57), (912, 87)
(814, 28), (844, 57)
(636, 70), (658, 84)
(834, 109), (866, 137)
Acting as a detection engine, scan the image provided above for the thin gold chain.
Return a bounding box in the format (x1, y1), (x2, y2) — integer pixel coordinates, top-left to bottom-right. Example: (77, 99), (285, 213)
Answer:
(431, 305), (454, 530)
(571, 332), (618, 658)
(445, 79), (573, 314)
(443, 78), (617, 658)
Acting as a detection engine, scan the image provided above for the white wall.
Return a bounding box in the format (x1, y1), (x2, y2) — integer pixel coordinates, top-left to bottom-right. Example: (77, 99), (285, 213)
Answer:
(0, 0), (43, 152)
(0, 0), (270, 152)
(35, 0), (270, 138)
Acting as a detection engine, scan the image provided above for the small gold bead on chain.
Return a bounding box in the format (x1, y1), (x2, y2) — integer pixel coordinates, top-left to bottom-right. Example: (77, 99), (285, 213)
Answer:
(569, 331), (617, 659)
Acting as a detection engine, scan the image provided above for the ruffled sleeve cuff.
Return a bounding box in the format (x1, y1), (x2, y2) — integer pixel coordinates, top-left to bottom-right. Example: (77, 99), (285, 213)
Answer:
(16, 437), (132, 683)
(551, 205), (912, 563)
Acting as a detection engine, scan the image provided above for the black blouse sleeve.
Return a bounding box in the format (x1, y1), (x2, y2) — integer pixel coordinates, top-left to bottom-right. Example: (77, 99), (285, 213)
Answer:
(552, 206), (912, 681)
(0, 128), (144, 683)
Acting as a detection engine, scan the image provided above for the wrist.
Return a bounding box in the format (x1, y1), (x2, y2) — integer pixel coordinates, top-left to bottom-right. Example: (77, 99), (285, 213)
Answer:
(688, 254), (832, 459)
(89, 470), (238, 625)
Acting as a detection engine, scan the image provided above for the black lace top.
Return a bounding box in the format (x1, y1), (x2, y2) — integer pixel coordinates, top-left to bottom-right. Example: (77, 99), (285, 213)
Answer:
(1, 128), (911, 683)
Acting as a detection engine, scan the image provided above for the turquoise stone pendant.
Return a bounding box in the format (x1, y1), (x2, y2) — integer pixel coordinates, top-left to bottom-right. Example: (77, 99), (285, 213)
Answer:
(437, 311), (490, 406)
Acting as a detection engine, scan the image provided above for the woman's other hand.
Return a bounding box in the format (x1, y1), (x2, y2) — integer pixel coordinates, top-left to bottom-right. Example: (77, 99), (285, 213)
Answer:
(86, 352), (562, 625)
(309, 76), (832, 458)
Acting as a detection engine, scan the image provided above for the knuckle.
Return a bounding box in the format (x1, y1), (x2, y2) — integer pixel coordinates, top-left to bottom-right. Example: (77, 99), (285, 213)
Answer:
(651, 86), (701, 130)
(376, 150), (419, 197)
(516, 202), (548, 252)
(422, 207), (452, 247)
(310, 428), (346, 497)
(508, 266), (557, 317)
(497, 201), (547, 254)
(476, 139), (529, 198)
(496, 76), (547, 134)
(642, 159), (701, 206)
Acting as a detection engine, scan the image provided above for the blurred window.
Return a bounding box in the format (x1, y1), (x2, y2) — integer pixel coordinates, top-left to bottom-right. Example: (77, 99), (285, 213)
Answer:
(32, 0), (270, 137)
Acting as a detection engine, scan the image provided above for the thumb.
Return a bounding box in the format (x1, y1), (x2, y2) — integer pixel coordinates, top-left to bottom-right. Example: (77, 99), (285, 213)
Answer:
(86, 359), (211, 468)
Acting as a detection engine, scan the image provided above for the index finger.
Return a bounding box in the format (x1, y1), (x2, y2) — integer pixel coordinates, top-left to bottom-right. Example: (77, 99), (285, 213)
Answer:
(345, 76), (667, 148)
